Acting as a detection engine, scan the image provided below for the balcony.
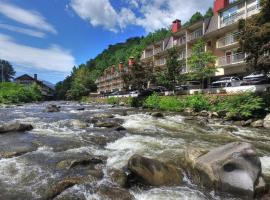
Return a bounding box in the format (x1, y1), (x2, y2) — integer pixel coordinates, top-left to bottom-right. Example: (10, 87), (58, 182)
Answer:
(217, 32), (240, 49)
(155, 58), (166, 66)
(187, 29), (203, 42)
(218, 53), (245, 67)
(220, 10), (245, 28)
(174, 37), (186, 47)
(154, 47), (163, 55)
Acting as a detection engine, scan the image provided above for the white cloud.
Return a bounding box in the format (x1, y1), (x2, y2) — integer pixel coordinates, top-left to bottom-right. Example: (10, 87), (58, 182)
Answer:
(70, 0), (119, 32)
(0, 23), (46, 38)
(70, 0), (213, 33)
(0, 34), (75, 73)
(0, 2), (57, 34)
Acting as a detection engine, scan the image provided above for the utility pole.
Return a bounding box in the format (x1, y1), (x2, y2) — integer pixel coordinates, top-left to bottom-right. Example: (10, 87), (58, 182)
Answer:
(1, 63), (3, 83)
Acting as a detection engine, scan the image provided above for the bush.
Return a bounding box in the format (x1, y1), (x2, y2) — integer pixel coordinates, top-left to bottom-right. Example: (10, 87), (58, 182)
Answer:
(0, 82), (42, 104)
(106, 97), (119, 105)
(213, 93), (265, 119)
(159, 96), (184, 111)
(184, 94), (210, 112)
(144, 93), (160, 109)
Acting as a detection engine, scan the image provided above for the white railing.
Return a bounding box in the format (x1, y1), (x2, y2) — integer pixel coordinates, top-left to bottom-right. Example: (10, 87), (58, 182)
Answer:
(145, 51), (153, 58)
(155, 58), (166, 66)
(218, 53), (245, 66)
(178, 52), (186, 60)
(247, 3), (260, 16)
(187, 29), (203, 41)
(221, 10), (245, 27)
(217, 32), (240, 48)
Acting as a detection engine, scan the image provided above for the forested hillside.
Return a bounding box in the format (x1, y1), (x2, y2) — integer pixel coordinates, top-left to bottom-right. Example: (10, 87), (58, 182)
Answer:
(55, 9), (213, 100)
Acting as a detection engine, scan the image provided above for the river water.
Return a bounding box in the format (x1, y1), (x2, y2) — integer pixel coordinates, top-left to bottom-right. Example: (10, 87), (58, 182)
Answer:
(0, 102), (269, 200)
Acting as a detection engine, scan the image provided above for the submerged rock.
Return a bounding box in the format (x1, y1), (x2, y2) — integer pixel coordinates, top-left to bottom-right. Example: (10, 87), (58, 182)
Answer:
(76, 107), (85, 111)
(95, 121), (120, 128)
(69, 120), (88, 129)
(97, 185), (135, 200)
(151, 112), (164, 118)
(127, 154), (183, 186)
(186, 142), (266, 198)
(263, 114), (270, 129)
(108, 168), (128, 187)
(45, 104), (60, 112)
(0, 122), (33, 134)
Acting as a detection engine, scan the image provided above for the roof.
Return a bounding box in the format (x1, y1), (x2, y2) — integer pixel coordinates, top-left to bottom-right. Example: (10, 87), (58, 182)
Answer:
(15, 74), (55, 90)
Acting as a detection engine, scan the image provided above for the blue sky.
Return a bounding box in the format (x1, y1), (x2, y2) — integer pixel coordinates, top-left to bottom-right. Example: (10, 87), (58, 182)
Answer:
(0, 0), (212, 84)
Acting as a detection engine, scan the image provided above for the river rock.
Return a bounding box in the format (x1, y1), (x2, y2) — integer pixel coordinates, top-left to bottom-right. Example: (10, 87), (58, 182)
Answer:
(109, 169), (128, 187)
(151, 112), (164, 118)
(189, 142), (265, 198)
(45, 104), (60, 112)
(95, 121), (120, 128)
(127, 154), (183, 186)
(119, 102), (125, 106)
(97, 186), (135, 200)
(114, 126), (126, 131)
(233, 120), (245, 126)
(69, 120), (88, 129)
(56, 157), (103, 170)
(76, 107), (85, 111)
(0, 122), (33, 133)
(200, 110), (208, 117)
(251, 120), (264, 128)
(263, 114), (270, 129)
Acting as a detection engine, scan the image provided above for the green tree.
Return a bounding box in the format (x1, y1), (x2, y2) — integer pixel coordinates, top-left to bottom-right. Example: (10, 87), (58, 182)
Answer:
(0, 59), (16, 82)
(239, 0), (270, 73)
(122, 60), (152, 91)
(204, 7), (213, 18)
(187, 39), (217, 88)
(156, 47), (182, 91)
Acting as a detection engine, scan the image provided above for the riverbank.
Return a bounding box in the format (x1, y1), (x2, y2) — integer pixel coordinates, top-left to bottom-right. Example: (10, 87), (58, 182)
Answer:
(83, 92), (270, 129)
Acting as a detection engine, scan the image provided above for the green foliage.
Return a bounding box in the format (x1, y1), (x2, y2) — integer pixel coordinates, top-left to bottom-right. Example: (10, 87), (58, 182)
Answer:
(187, 39), (217, 85)
(0, 59), (16, 82)
(106, 97), (120, 105)
(0, 82), (42, 104)
(156, 47), (182, 90)
(213, 93), (265, 119)
(204, 7), (213, 18)
(144, 93), (160, 109)
(143, 93), (266, 119)
(185, 94), (210, 112)
(239, 0), (270, 72)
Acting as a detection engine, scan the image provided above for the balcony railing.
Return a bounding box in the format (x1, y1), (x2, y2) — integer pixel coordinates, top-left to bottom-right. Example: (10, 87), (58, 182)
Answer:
(155, 58), (166, 66)
(247, 3), (260, 16)
(154, 47), (163, 55)
(174, 37), (186, 46)
(221, 10), (245, 28)
(187, 29), (203, 41)
(218, 53), (245, 66)
(217, 32), (240, 48)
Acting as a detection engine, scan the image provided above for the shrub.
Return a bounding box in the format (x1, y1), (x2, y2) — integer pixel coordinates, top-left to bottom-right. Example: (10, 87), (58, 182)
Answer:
(144, 93), (160, 109)
(213, 93), (265, 119)
(184, 94), (210, 112)
(159, 96), (183, 111)
(106, 97), (119, 105)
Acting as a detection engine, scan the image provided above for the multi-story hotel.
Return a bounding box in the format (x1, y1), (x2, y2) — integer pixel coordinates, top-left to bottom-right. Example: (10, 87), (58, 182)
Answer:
(96, 0), (261, 93)
(141, 0), (261, 77)
(95, 58), (134, 94)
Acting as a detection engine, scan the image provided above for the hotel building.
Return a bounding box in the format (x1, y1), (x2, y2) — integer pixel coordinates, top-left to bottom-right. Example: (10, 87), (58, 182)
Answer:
(96, 0), (261, 93)
(141, 0), (261, 77)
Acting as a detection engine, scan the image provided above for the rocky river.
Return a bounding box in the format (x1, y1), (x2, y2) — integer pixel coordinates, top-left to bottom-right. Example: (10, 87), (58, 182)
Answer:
(0, 102), (269, 200)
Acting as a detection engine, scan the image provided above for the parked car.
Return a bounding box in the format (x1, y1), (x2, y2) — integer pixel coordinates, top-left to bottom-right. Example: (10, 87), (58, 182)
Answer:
(241, 71), (270, 85)
(180, 81), (202, 90)
(211, 76), (241, 88)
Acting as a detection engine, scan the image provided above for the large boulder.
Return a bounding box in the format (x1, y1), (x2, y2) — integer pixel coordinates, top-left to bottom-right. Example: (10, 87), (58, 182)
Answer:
(263, 114), (270, 129)
(188, 142), (265, 198)
(251, 120), (264, 128)
(45, 104), (60, 112)
(127, 154), (183, 186)
(0, 122), (33, 134)
(151, 112), (164, 118)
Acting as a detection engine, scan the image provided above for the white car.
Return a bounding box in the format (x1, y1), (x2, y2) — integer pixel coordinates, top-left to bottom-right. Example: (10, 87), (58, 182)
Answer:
(211, 76), (241, 88)
(242, 71), (270, 85)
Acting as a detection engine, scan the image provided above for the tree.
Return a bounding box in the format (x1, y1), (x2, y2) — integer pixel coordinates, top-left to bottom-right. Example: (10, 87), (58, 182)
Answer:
(204, 7), (213, 18)
(122, 61), (152, 91)
(239, 0), (270, 73)
(156, 47), (182, 91)
(0, 59), (15, 82)
(187, 39), (217, 88)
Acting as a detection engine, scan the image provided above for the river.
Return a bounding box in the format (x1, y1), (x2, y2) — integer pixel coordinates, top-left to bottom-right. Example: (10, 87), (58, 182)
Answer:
(0, 102), (269, 200)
